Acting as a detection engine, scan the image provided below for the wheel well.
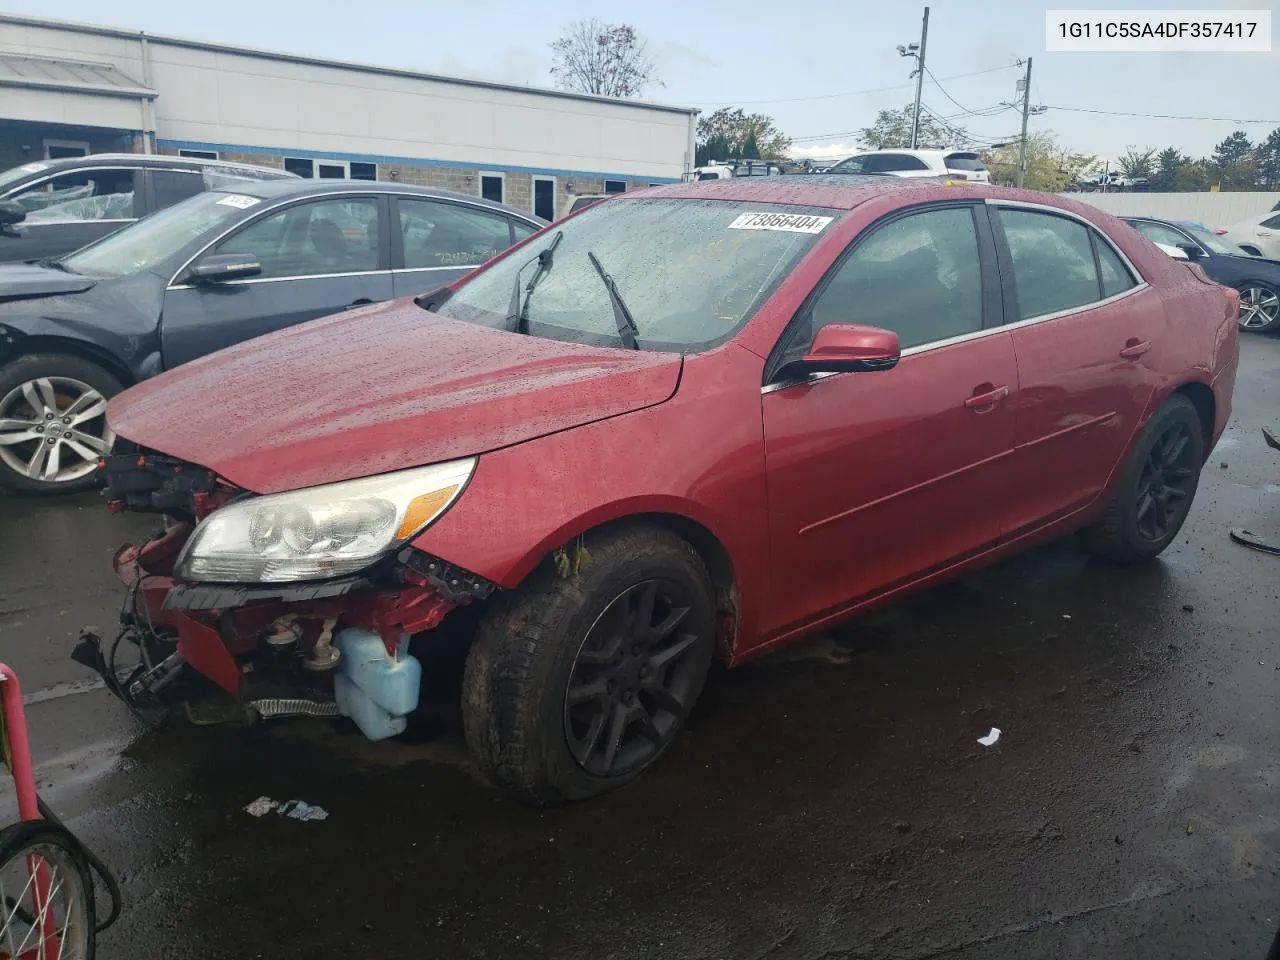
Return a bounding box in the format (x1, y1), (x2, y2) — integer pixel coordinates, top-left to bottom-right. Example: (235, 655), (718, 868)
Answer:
(582, 513), (740, 659)
(5, 335), (135, 388)
(1174, 382), (1215, 450)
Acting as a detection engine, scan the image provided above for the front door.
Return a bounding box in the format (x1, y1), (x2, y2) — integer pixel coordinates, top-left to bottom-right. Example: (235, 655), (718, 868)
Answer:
(1, 167), (140, 263)
(991, 204), (1163, 534)
(160, 195), (393, 368)
(761, 203), (1018, 639)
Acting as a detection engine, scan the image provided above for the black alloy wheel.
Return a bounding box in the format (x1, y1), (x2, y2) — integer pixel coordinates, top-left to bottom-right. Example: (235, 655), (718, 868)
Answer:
(1133, 420), (1198, 542)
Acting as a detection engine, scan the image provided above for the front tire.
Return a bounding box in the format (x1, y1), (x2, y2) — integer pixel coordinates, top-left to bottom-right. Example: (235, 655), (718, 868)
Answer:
(1085, 395), (1205, 563)
(461, 526), (716, 806)
(0, 353), (121, 495)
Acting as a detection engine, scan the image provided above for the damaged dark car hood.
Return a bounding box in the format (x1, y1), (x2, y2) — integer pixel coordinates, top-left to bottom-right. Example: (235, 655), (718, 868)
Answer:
(0, 262), (98, 300)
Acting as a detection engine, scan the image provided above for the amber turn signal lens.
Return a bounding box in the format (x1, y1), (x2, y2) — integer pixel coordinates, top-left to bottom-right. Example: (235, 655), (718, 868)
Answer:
(396, 486), (459, 539)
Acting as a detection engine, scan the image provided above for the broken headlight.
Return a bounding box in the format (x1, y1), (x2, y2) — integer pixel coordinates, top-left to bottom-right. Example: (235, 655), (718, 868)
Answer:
(175, 458), (476, 583)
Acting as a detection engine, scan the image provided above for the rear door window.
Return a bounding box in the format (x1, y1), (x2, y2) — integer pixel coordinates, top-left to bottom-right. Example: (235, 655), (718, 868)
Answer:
(874, 154), (931, 172)
(150, 169), (205, 211)
(8, 168), (138, 222)
(999, 209), (1124, 319)
(397, 199), (514, 269)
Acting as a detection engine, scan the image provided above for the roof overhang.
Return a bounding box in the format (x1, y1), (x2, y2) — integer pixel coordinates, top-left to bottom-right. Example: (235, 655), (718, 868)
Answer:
(0, 53), (156, 100)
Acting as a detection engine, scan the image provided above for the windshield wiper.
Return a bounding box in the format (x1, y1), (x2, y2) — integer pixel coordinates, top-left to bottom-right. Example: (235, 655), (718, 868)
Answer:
(35, 257), (74, 273)
(506, 230), (563, 335)
(586, 251), (640, 350)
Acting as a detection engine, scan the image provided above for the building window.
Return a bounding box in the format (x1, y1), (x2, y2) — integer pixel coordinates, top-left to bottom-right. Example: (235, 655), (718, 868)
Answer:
(350, 162), (377, 181)
(604, 180), (627, 194)
(43, 139), (89, 160)
(179, 149), (219, 160)
(480, 173), (504, 204)
(284, 157), (315, 178)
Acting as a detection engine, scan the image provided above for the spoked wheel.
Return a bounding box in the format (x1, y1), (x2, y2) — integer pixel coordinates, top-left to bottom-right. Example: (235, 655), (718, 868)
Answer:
(1133, 420), (1199, 542)
(1086, 395), (1205, 563)
(564, 579), (702, 778)
(1237, 283), (1280, 333)
(0, 821), (95, 960)
(0, 355), (120, 495)
(463, 526), (716, 806)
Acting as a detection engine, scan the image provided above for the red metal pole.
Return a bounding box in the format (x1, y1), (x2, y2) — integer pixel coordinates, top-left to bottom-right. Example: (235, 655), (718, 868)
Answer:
(0, 662), (39, 822)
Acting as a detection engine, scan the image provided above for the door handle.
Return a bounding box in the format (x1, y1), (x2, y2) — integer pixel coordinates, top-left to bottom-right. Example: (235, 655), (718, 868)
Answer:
(1119, 339), (1152, 360)
(964, 385), (1009, 410)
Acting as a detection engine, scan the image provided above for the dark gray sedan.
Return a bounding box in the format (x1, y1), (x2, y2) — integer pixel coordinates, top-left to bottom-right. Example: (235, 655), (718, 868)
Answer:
(0, 179), (546, 493)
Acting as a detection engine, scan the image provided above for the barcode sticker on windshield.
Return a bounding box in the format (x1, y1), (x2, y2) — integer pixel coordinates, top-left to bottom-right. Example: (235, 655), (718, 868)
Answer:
(728, 212), (833, 234)
(216, 194), (260, 209)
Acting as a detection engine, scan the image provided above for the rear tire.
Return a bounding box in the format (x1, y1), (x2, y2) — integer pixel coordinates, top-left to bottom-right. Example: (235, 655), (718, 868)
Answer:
(1236, 282), (1280, 333)
(0, 353), (121, 495)
(1085, 395), (1204, 563)
(461, 525), (716, 807)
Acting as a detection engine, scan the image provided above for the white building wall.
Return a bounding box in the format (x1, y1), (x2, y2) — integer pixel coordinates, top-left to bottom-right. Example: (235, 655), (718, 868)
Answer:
(0, 16), (696, 182)
(1070, 191), (1280, 229)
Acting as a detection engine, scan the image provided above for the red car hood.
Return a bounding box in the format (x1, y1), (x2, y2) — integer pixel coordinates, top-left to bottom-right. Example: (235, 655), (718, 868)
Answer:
(108, 300), (682, 493)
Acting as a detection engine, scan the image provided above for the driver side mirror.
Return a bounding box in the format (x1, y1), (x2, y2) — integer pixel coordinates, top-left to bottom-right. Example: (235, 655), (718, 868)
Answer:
(0, 199), (26, 236)
(186, 252), (262, 283)
(1176, 243), (1204, 260)
(779, 323), (902, 381)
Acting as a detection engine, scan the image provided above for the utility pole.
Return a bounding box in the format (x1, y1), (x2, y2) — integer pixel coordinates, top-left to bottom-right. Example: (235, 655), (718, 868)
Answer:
(1015, 57), (1033, 187)
(908, 7), (930, 149)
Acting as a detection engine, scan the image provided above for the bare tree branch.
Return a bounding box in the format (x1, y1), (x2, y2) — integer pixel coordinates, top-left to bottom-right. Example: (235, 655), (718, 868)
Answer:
(549, 19), (660, 98)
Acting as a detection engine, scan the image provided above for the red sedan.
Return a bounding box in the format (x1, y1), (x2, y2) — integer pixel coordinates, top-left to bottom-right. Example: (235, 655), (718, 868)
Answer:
(92, 176), (1239, 805)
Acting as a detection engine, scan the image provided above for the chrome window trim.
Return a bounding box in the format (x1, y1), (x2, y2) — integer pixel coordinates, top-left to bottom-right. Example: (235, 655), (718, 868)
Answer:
(169, 268), (393, 291)
(168, 191), (540, 289)
(761, 280), (1149, 396)
(19, 218), (135, 226)
(985, 197), (1145, 283)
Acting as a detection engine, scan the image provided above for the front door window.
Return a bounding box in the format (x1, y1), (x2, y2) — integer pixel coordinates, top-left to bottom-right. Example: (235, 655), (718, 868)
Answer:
(212, 198), (381, 278)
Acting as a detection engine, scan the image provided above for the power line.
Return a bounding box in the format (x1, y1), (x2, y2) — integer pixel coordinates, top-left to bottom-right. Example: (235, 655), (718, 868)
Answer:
(924, 65), (975, 116)
(695, 63), (1019, 108)
(1045, 105), (1280, 124)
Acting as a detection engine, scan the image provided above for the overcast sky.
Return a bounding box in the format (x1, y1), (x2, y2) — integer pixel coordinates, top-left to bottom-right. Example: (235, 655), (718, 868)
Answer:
(10, 0), (1278, 163)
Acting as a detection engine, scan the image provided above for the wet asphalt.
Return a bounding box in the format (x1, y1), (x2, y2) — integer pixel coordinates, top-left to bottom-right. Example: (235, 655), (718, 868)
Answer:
(2, 340), (1279, 960)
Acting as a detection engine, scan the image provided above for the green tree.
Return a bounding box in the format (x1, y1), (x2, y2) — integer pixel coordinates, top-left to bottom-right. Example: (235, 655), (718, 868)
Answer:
(1256, 127), (1280, 190)
(856, 105), (969, 150)
(1151, 147), (1187, 191)
(1174, 160), (1213, 192)
(1118, 146), (1156, 179)
(740, 130), (761, 159)
(981, 132), (1091, 191)
(1211, 130), (1255, 190)
(696, 107), (791, 160)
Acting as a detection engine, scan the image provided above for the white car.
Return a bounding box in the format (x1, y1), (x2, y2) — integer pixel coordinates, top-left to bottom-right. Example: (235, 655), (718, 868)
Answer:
(1221, 208), (1280, 260)
(824, 149), (990, 183)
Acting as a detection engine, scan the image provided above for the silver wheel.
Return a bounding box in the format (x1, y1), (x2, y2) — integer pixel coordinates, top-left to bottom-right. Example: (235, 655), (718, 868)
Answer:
(0, 377), (114, 484)
(1239, 285), (1280, 331)
(0, 827), (93, 960)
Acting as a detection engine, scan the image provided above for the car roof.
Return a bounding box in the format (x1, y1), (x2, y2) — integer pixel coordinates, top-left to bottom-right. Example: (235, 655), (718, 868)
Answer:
(629, 174), (1007, 210)
(850, 148), (971, 159)
(210, 177), (546, 222)
(16, 153), (297, 178)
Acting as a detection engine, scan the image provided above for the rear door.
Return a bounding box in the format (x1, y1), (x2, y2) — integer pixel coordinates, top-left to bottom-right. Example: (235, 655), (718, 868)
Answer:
(390, 196), (521, 295)
(160, 194), (394, 368)
(990, 202), (1162, 534)
(1, 166), (141, 262)
(760, 202), (1017, 637)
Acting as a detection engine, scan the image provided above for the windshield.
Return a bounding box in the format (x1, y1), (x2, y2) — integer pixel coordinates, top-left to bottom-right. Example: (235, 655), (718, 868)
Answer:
(1178, 221), (1244, 257)
(0, 161), (51, 193)
(944, 153), (985, 172)
(60, 191), (256, 278)
(434, 198), (837, 352)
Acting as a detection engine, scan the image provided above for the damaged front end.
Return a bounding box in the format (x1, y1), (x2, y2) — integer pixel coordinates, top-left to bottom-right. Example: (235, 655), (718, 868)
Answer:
(76, 444), (494, 739)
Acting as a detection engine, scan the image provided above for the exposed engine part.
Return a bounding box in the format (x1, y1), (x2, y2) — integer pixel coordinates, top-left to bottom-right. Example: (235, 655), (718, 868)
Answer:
(250, 698), (341, 720)
(265, 615), (303, 649)
(304, 617), (341, 671)
(126, 651), (185, 699)
(398, 548), (497, 603)
(102, 443), (224, 522)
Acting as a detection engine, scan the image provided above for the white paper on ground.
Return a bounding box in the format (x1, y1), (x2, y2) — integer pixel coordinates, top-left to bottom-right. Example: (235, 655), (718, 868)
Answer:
(977, 727), (1002, 747)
